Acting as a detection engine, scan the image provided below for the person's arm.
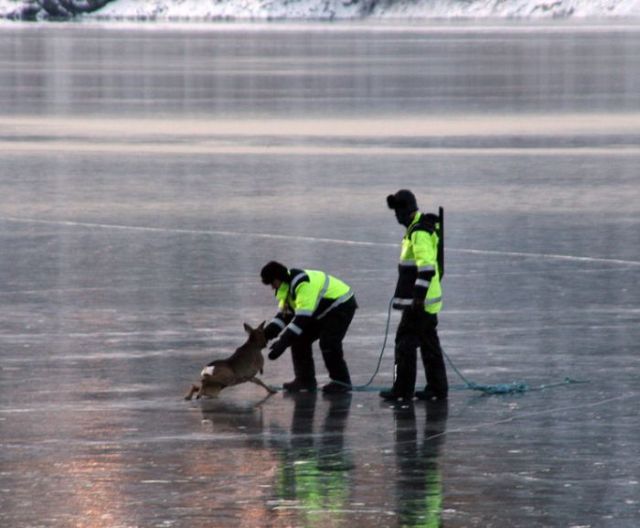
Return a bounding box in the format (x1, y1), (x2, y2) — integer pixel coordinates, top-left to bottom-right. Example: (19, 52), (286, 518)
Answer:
(411, 230), (437, 309)
(268, 281), (318, 359)
(264, 311), (292, 341)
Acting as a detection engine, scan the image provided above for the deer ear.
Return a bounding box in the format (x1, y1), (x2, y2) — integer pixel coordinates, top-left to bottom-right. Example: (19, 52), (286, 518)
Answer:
(259, 321), (266, 329)
(243, 322), (252, 334)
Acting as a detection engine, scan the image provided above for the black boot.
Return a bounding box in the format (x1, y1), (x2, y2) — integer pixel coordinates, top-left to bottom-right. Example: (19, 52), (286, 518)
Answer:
(379, 389), (413, 401)
(322, 381), (351, 394)
(283, 378), (317, 392)
(415, 387), (448, 401)
(321, 350), (352, 393)
(319, 310), (353, 394)
(381, 340), (417, 401)
(287, 340), (316, 392)
(418, 313), (449, 401)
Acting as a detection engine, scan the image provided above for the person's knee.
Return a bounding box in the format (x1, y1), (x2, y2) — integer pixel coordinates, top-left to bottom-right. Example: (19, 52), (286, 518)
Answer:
(396, 334), (420, 352)
(319, 336), (342, 354)
(291, 340), (313, 357)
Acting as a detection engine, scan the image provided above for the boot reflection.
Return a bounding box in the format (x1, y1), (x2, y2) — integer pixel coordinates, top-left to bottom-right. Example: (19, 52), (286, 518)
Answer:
(273, 393), (354, 522)
(393, 400), (448, 528)
(318, 393), (354, 472)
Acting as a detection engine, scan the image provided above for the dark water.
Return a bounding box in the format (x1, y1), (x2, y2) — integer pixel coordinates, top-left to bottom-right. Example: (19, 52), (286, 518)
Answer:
(1, 22), (639, 528)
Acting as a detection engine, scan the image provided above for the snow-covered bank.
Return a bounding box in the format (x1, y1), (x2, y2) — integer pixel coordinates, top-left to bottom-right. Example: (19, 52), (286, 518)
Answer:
(1, 0), (640, 21)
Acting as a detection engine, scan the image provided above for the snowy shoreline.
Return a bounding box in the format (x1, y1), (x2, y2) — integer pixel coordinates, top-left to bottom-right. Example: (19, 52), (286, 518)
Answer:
(1, 0), (640, 21)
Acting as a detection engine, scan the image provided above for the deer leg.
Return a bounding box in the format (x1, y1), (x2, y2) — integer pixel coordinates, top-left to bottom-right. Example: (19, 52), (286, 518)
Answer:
(250, 376), (277, 394)
(184, 384), (200, 401)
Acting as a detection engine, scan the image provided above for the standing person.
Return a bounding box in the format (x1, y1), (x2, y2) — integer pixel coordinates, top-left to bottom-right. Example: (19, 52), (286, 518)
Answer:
(260, 261), (357, 393)
(380, 190), (449, 401)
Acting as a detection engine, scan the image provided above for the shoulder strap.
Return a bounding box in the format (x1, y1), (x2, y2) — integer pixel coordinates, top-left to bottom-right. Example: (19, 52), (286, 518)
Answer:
(408, 213), (437, 237)
(438, 207), (444, 279)
(407, 210), (445, 279)
(289, 269), (309, 299)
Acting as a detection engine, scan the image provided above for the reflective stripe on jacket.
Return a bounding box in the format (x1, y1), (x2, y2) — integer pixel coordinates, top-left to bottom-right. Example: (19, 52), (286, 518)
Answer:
(266, 268), (354, 342)
(393, 212), (442, 314)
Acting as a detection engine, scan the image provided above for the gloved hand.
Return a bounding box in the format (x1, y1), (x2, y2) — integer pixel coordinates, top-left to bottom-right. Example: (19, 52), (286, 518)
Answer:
(263, 322), (280, 342)
(268, 340), (288, 361)
(411, 298), (425, 313)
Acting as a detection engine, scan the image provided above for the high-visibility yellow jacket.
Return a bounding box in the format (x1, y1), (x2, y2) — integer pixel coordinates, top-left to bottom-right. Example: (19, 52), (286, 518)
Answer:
(266, 269), (354, 342)
(393, 212), (442, 314)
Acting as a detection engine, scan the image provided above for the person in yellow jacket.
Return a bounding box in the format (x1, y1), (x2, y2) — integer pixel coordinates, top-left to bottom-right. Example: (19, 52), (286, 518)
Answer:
(381, 190), (449, 401)
(261, 261), (357, 393)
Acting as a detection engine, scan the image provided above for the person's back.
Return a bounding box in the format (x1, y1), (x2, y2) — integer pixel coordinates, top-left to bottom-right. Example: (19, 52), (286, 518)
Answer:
(261, 261), (357, 393)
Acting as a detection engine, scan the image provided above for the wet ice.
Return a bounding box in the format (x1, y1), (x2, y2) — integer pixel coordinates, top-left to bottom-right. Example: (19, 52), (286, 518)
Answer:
(1, 22), (640, 528)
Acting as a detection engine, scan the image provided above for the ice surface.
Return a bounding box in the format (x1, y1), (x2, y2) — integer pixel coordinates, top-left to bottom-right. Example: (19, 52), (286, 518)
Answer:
(0, 23), (639, 528)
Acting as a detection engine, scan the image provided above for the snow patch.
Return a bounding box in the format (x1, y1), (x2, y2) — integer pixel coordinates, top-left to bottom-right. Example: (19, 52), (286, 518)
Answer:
(0, 0), (640, 20)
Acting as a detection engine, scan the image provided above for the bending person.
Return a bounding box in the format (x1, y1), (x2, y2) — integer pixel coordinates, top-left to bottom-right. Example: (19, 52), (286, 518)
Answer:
(261, 261), (357, 394)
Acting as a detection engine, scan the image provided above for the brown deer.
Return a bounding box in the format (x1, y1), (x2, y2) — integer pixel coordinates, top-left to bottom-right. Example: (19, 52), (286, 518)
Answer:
(184, 322), (276, 400)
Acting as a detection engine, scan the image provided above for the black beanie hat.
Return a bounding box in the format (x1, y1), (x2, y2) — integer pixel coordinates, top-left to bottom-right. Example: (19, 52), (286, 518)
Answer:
(386, 189), (418, 212)
(260, 261), (290, 284)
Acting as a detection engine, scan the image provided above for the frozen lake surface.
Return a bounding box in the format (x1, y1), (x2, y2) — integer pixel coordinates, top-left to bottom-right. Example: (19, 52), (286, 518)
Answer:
(1, 22), (639, 527)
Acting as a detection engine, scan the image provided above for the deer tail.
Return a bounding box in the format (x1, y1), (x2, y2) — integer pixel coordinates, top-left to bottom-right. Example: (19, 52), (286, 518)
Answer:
(207, 359), (225, 367)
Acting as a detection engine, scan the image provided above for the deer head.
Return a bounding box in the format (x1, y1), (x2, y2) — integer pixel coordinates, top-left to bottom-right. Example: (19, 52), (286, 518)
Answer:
(243, 321), (267, 349)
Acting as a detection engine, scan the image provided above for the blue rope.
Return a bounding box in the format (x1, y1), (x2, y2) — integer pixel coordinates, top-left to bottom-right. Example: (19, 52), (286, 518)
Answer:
(268, 298), (394, 393)
(349, 297), (589, 395)
(347, 297), (395, 392)
(352, 298), (588, 395)
(270, 297), (588, 395)
(443, 349), (588, 395)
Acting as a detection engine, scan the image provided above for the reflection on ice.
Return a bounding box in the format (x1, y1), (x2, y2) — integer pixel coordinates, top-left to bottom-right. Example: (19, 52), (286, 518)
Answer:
(1, 22), (640, 528)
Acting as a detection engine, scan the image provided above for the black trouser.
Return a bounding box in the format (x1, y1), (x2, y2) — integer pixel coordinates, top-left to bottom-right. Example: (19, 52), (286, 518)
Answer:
(290, 297), (357, 385)
(392, 308), (448, 398)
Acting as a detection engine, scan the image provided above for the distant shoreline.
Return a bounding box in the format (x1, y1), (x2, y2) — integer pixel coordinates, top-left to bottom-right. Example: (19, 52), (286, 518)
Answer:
(1, 0), (640, 22)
